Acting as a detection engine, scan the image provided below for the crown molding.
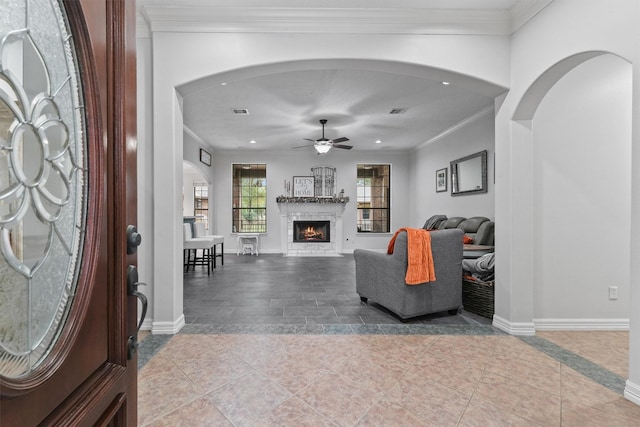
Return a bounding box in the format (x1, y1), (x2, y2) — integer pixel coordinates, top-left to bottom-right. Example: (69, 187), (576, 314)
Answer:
(510, 0), (553, 32)
(184, 125), (212, 150)
(416, 104), (495, 150)
(137, 2), (552, 35)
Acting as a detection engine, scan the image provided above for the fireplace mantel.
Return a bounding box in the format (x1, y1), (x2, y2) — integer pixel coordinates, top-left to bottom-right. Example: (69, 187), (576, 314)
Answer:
(275, 196), (349, 204)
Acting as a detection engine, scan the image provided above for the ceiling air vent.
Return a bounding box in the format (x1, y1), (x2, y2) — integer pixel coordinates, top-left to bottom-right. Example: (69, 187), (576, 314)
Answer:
(232, 108), (249, 115)
(389, 108), (407, 114)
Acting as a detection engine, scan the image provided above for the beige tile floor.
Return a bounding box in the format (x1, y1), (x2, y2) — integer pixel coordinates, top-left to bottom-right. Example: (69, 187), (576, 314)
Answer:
(138, 332), (640, 426)
(538, 331), (629, 379)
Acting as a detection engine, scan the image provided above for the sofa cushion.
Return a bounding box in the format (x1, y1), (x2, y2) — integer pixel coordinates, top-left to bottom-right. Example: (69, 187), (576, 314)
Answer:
(458, 216), (490, 233)
(423, 214), (447, 230)
(438, 217), (466, 229)
(474, 221), (495, 246)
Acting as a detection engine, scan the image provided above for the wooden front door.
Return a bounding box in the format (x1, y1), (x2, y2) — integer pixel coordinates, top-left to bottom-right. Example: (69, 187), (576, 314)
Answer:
(0, 0), (139, 425)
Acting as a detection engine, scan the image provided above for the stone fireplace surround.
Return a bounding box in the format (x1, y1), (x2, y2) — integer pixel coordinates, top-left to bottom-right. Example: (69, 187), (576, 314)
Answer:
(277, 199), (347, 256)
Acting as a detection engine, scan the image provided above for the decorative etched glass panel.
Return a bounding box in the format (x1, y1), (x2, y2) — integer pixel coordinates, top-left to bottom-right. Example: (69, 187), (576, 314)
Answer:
(0, 0), (87, 378)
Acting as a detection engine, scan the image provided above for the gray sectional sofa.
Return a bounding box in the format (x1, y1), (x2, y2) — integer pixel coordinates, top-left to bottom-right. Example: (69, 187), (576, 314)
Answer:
(424, 215), (495, 246)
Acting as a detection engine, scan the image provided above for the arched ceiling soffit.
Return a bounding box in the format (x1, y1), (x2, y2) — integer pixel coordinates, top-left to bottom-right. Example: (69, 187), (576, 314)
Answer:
(177, 59), (507, 152)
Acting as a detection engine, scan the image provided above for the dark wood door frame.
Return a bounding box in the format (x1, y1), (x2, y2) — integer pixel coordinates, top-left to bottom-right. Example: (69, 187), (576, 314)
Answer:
(0, 0), (139, 425)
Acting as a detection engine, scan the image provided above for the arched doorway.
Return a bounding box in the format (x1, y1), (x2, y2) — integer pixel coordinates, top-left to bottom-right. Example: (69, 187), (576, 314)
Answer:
(504, 51), (637, 405)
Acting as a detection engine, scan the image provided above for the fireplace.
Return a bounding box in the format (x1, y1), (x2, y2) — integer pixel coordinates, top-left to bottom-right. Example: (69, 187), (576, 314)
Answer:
(277, 201), (346, 256)
(293, 220), (330, 243)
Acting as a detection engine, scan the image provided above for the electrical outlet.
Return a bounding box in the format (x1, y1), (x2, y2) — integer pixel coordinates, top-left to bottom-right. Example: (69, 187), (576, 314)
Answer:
(609, 286), (618, 300)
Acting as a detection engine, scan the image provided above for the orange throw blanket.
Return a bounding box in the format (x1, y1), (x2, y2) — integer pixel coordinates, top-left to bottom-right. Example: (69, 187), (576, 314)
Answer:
(387, 228), (436, 285)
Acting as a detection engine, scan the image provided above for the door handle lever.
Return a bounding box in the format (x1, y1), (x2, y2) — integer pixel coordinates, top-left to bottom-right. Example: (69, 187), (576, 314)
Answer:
(127, 265), (147, 332)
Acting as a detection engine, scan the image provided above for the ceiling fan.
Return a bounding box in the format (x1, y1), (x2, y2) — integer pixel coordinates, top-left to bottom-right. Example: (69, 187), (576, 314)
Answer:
(295, 119), (352, 154)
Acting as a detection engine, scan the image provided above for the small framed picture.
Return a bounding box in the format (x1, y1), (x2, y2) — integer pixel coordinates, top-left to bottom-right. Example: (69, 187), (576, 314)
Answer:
(293, 176), (314, 197)
(436, 168), (447, 192)
(199, 148), (211, 166)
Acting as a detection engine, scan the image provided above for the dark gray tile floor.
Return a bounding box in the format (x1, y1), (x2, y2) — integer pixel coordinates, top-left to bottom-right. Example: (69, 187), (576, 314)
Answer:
(183, 253), (493, 328)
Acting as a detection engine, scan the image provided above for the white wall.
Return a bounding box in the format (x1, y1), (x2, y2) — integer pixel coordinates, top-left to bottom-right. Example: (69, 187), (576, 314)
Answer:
(492, 0), (639, 404)
(532, 54), (632, 325)
(210, 149), (410, 253)
(494, 0), (638, 331)
(411, 111), (495, 226)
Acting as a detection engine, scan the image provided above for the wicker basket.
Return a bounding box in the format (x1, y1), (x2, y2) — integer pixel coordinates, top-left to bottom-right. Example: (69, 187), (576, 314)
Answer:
(462, 278), (495, 319)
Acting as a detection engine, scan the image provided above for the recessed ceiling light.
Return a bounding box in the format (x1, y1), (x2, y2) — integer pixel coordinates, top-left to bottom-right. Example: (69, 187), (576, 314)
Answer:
(375, 140), (382, 144)
(220, 82), (227, 86)
(232, 108), (249, 115)
(249, 140), (256, 144)
(442, 81), (450, 85)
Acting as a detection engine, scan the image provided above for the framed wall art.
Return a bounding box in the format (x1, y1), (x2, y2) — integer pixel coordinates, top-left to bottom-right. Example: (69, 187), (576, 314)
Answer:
(199, 148), (211, 166)
(436, 168), (447, 192)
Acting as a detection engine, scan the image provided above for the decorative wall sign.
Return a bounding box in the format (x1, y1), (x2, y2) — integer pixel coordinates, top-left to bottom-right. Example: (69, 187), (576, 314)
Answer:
(293, 176), (315, 197)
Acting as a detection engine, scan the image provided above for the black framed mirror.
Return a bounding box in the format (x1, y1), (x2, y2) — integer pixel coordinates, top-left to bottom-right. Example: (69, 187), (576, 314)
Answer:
(450, 150), (488, 196)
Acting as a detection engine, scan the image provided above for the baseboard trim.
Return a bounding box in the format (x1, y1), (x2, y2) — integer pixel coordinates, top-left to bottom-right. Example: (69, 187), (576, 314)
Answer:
(492, 315), (536, 336)
(151, 314), (185, 335)
(534, 318), (629, 331)
(625, 380), (640, 406)
(140, 318), (153, 331)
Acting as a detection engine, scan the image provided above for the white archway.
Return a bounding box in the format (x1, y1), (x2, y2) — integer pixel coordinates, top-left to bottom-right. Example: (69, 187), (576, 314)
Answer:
(496, 50), (638, 406)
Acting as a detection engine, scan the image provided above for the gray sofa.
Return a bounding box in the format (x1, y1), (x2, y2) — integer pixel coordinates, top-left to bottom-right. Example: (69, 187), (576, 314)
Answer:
(354, 228), (463, 320)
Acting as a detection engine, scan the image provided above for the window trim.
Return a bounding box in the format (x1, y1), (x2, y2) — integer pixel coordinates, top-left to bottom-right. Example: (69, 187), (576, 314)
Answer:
(356, 163), (391, 234)
(232, 163), (267, 234)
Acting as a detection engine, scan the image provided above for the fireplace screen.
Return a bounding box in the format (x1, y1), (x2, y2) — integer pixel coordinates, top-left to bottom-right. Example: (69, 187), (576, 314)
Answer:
(293, 221), (330, 243)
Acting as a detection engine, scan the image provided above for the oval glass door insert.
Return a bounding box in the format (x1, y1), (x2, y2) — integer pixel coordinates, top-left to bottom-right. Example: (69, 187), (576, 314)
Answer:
(0, 0), (87, 378)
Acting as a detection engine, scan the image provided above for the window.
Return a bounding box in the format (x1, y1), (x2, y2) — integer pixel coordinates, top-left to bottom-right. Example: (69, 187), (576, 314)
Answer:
(193, 181), (209, 230)
(232, 164), (267, 233)
(357, 164), (390, 233)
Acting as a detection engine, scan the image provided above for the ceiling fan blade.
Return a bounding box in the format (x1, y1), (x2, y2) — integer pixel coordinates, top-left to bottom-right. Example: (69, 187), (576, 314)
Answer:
(333, 144), (353, 150)
(292, 144), (315, 149)
(303, 138), (316, 142)
(332, 137), (349, 143)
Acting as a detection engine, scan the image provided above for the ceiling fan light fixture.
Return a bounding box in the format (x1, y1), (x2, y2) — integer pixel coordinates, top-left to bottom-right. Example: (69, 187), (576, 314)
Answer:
(314, 143), (332, 154)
